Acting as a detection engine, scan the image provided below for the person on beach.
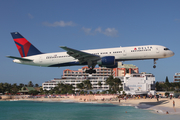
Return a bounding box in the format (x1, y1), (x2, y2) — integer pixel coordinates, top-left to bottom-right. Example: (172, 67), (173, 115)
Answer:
(170, 95), (172, 99)
(166, 111), (169, 114)
(119, 99), (120, 103)
(156, 95), (159, 102)
(124, 96), (126, 101)
(173, 100), (176, 112)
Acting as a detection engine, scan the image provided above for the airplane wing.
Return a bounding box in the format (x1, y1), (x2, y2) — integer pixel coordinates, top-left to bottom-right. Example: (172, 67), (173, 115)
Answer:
(6, 56), (33, 61)
(60, 46), (100, 66)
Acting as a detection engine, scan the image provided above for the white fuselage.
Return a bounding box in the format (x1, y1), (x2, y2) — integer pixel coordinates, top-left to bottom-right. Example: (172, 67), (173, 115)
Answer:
(13, 45), (174, 67)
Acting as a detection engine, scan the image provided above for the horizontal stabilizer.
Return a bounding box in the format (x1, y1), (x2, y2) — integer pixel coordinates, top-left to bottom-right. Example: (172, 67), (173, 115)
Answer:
(6, 56), (33, 61)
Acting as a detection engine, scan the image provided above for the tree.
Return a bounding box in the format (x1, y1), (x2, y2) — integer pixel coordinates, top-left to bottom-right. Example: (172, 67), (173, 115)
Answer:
(3, 83), (11, 94)
(28, 81), (34, 87)
(114, 78), (122, 92)
(19, 83), (25, 90)
(76, 83), (85, 94)
(35, 84), (39, 87)
(106, 76), (115, 91)
(76, 83), (84, 90)
(53, 83), (74, 94)
(11, 83), (19, 94)
(98, 81), (102, 89)
(83, 80), (92, 90)
(165, 76), (170, 83)
(106, 75), (122, 94)
(165, 76), (171, 91)
(28, 90), (39, 95)
(155, 82), (162, 91)
(0, 83), (4, 93)
(39, 87), (44, 95)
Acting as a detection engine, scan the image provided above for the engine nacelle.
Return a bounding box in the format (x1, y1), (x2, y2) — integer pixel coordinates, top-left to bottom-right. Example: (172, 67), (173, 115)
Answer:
(97, 56), (117, 68)
(105, 62), (118, 68)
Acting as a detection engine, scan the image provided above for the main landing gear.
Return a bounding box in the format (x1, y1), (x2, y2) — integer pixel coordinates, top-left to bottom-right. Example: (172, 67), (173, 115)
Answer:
(85, 69), (96, 74)
(153, 59), (158, 68)
(85, 61), (97, 74)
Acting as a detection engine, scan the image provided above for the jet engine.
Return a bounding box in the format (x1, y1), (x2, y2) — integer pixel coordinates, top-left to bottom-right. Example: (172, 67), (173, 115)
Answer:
(97, 56), (118, 68)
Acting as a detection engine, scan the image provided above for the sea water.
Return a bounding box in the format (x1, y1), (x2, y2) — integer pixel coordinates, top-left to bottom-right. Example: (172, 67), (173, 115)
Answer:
(0, 101), (179, 120)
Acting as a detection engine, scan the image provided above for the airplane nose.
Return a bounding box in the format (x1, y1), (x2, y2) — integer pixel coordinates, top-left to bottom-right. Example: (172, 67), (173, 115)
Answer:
(164, 51), (174, 58)
(170, 51), (175, 57)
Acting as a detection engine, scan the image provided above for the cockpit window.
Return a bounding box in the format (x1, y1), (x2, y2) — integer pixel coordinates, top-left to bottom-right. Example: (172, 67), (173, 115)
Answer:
(164, 48), (170, 50)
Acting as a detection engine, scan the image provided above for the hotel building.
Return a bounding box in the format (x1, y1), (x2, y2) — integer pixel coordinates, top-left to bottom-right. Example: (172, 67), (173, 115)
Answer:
(42, 63), (156, 95)
(42, 62), (139, 91)
(174, 73), (180, 82)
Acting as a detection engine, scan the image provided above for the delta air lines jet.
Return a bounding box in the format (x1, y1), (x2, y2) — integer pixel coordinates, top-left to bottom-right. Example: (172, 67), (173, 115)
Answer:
(7, 32), (174, 74)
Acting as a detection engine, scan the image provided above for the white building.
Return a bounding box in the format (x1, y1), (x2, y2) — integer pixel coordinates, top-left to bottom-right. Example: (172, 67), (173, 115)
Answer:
(174, 72), (180, 82)
(42, 64), (156, 95)
(42, 76), (111, 92)
(123, 73), (156, 95)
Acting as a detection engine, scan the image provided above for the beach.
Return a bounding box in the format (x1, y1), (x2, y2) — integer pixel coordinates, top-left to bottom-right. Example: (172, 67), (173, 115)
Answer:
(1, 95), (180, 115)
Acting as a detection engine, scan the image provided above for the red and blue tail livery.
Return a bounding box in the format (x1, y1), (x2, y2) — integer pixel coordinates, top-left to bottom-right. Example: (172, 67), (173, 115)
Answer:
(11, 32), (42, 57)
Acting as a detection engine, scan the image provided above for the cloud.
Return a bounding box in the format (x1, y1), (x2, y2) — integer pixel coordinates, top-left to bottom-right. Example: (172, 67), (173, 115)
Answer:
(103, 28), (118, 37)
(95, 27), (102, 33)
(43, 21), (76, 27)
(175, 19), (180, 22)
(82, 27), (92, 34)
(28, 13), (34, 19)
(82, 27), (118, 37)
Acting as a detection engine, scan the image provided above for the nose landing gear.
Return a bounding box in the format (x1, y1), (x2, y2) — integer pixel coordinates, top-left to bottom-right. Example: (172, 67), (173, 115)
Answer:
(153, 65), (156, 68)
(153, 59), (158, 68)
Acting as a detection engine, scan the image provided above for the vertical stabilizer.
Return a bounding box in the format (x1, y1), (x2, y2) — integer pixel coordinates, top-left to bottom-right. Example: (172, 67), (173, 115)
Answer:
(11, 32), (42, 57)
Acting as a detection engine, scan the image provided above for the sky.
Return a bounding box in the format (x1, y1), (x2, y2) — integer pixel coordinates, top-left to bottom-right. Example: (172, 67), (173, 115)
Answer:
(0, 0), (180, 85)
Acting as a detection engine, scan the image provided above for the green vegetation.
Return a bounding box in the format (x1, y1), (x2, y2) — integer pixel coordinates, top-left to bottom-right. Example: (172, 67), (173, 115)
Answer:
(0, 81), (39, 95)
(105, 75), (122, 94)
(2, 75), (179, 96)
(46, 83), (75, 95)
(76, 79), (92, 94)
(155, 76), (180, 92)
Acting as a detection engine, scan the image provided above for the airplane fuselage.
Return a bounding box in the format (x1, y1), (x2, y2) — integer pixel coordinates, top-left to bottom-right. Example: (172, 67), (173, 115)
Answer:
(13, 45), (174, 67)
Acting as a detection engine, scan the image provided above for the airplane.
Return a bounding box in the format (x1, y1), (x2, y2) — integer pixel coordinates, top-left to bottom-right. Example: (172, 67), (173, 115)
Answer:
(7, 32), (174, 74)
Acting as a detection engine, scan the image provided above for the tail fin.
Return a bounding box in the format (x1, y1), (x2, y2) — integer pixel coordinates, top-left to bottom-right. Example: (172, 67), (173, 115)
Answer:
(11, 32), (42, 57)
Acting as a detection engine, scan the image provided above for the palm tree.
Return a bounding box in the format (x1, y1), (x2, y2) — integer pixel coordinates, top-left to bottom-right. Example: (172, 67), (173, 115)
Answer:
(54, 83), (74, 94)
(3, 83), (11, 94)
(114, 78), (121, 92)
(83, 80), (92, 90)
(106, 75), (122, 93)
(76, 83), (85, 91)
(11, 83), (19, 94)
(164, 76), (171, 91)
(98, 81), (102, 89)
(35, 84), (39, 87)
(0, 83), (5, 94)
(106, 76), (114, 91)
(28, 81), (34, 87)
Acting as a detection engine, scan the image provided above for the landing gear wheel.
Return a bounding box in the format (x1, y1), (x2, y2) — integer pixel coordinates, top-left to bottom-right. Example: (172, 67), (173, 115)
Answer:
(153, 65), (156, 68)
(153, 59), (158, 69)
(85, 69), (96, 74)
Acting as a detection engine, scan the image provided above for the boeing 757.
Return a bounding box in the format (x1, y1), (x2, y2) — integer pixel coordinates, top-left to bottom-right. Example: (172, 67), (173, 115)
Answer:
(7, 32), (174, 74)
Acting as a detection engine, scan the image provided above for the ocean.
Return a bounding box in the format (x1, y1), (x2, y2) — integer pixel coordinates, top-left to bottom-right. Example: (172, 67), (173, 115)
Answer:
(0, 101), (179, 120)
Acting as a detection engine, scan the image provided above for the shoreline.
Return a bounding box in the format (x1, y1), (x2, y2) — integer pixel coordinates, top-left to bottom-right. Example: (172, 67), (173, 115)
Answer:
(1, 96), (180, 115)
